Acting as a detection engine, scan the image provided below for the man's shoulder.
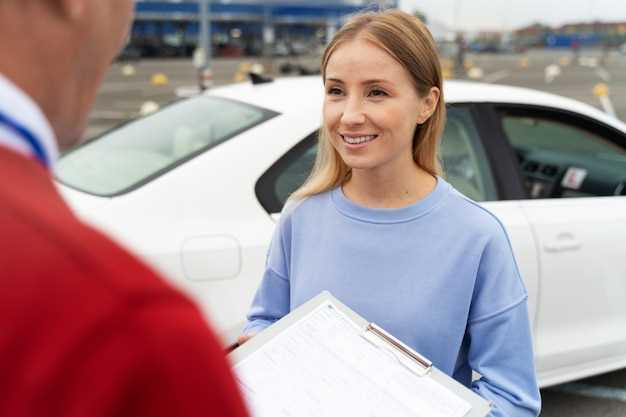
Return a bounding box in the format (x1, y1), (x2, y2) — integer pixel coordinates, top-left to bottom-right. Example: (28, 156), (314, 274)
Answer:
(0, 156), (184, 309)
(0, 168), (215, 371)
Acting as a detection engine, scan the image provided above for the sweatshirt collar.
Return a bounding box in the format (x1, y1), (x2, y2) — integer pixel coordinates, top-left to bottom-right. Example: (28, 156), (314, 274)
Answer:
(0, 73), (58, 169)
(331, 176), (450, 224)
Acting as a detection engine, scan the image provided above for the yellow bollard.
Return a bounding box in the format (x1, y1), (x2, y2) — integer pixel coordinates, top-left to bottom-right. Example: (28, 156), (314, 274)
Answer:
(559, 56), (571, 67)
(442, 67), (453, 80)
(233, 62), (252, 82)
(239, 62), (252, 73)
(519, 57), (529, 69)
(438, 58), (454, 79)
(593, 83), (609, 98)
(593, 83), (616, 117)
(151, 73), (169, 86)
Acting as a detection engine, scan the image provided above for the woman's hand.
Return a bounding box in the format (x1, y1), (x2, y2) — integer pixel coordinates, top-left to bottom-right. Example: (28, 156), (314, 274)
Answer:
(227, 333), (257, 353)
(237, 333), (256, 346)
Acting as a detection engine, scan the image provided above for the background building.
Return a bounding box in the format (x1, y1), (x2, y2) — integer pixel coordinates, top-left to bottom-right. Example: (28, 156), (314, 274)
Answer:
(514, 21), (626, 49)
(130, 0), (398, 57)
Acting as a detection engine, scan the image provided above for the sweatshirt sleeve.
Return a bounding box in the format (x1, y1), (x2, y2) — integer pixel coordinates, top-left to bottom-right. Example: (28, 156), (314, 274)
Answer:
(243, 208), (293, 335)
(467, 225), (542, 417)
(243, 268), (290, 334)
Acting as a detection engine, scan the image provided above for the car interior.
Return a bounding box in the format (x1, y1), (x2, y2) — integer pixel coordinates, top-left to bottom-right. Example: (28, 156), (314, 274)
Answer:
(516, 146), (626, 198)
(499, 110), (626, 199)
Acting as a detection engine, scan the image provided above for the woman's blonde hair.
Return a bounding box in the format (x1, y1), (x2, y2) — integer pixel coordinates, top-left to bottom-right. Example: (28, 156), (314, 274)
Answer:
(291, 9), (446, 200)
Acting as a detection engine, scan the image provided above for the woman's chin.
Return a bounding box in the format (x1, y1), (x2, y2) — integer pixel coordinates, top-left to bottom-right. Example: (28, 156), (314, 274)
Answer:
(342, 158), (380, 172)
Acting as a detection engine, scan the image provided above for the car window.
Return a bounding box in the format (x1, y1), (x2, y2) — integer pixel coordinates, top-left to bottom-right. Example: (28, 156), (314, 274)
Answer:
(255, 106), (497, 214)
(255, 131), (319, 214)
(440, 107), (497, 202)
(274, 143), (317, 204)
(498, 108), (626, 198)
(56, 96), (277, 196)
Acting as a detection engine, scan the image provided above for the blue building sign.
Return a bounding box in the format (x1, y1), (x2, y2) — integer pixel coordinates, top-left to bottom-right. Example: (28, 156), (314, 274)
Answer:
(545, 33), (602, 48)
(130, 0), (398, 57)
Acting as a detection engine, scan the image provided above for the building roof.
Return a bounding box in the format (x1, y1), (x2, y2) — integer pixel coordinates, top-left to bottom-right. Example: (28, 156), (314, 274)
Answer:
(135, 0), (387, 5)
(134, 0), (398, 23)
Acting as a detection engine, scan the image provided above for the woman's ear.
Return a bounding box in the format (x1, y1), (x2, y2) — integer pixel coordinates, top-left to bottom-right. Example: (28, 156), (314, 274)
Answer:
(417, 87), (440, 124)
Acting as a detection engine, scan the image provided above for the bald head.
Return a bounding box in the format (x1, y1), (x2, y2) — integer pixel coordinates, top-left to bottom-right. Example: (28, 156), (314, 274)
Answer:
(0, 0), (134, 149)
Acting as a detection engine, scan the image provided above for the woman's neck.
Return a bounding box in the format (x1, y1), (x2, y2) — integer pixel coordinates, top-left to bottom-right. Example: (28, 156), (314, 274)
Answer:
(342, 164), (437, 209)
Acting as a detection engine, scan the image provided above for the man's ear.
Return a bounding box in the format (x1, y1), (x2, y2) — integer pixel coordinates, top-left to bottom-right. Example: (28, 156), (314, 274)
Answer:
(50, 0), (86, 21)
(417, 87), (440, 124)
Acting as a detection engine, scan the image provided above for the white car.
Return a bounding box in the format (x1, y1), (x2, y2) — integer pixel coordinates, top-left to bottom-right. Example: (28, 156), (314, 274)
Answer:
(56, 76), (626, 387)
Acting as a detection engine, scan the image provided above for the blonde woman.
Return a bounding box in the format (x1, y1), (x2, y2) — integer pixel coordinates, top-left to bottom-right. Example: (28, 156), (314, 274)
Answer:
(242, 9), (540, 417)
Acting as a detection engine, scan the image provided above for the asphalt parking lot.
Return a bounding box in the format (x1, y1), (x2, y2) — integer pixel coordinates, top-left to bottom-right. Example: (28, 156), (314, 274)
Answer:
(87, 48), (626, 139)
(87, 49), (626, 416)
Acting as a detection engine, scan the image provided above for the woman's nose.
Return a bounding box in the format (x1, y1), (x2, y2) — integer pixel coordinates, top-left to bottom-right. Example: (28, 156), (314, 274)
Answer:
(340, 98), (366, 126)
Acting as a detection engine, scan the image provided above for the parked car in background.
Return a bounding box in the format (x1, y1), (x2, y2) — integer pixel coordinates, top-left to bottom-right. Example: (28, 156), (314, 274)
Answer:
(56, 76), (626, 387)
(115, 44), (143, 61)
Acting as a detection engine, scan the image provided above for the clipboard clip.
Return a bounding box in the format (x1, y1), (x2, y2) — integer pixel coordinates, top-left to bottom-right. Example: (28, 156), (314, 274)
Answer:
(362, 323), (433, 377)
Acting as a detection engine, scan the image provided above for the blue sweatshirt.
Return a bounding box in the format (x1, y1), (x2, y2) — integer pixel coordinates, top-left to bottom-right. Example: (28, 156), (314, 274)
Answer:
(245, 177), (541, 417)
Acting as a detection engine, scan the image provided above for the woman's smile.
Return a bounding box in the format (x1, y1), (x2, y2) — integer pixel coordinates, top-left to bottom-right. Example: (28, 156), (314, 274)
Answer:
(340, 133), (380, 148)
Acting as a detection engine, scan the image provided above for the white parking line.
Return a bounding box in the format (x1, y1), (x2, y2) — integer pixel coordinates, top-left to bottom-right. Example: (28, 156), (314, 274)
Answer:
(596, 68), (611, 82)
(483, 70), (510, 83)
(599, 95), (617, 117)
(550, 383), (626, 403)
(544, 65), (562, 84)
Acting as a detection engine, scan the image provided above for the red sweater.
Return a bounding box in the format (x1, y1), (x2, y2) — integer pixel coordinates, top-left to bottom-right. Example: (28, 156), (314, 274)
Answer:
(0, 148), (249, 417)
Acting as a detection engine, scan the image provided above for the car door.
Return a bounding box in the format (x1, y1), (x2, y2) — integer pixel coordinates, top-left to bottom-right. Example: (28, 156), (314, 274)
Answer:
(255, 104), (540, 330)
(493, 104), (626, 385)
(56, 95), (286, 343)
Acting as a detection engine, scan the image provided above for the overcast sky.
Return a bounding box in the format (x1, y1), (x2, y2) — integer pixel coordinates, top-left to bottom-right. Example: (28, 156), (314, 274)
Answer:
(398, 0), (626, 31)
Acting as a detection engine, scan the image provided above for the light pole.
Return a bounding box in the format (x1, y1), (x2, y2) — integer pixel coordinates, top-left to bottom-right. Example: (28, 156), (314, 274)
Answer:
(453, 0), (466, 77)
(262, 3), (274, 75)
(453, 0), (462, 33)
(197, 0), (212, 90)
(377, 0), (393, 11)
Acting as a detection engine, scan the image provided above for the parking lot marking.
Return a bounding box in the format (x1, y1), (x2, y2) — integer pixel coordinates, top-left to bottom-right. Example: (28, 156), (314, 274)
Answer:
(593, 83), (617, 117)
(544, 65), (562, 84)
(467, 67), (485, 80)
(550, 383), (626, 403)
(596, 68), (611, 82)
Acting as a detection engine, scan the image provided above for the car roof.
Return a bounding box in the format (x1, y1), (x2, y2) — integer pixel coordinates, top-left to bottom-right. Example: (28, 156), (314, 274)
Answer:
(207, 76), (626, 132)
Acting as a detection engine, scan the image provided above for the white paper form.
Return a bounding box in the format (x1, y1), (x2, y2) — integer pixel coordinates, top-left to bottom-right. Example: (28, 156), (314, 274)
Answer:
(234, 302), (472, 417)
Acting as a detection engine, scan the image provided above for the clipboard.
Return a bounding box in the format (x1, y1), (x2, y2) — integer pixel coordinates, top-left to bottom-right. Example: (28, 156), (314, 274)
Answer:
(230, 291), (491, 417)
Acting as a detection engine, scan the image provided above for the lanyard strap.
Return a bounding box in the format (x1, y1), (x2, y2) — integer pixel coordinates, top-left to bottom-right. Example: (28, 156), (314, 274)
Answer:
(0, 110), (49, 167)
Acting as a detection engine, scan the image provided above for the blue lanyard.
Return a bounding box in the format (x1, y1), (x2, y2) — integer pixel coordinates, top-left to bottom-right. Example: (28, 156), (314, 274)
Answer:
(0, 110), (49, 167)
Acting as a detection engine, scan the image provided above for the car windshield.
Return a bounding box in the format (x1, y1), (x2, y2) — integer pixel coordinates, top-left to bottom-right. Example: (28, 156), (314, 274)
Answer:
(55, 96), (276, 196)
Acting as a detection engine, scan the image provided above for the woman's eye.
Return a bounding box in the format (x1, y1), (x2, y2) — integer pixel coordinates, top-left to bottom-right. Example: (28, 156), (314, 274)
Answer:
(327, 87), (343, 95)
(369, 89), (388, 97)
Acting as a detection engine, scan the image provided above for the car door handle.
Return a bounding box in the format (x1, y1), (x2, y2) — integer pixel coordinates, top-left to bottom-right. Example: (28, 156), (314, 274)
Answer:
(544, 242), (581, 252)
(544, 233), (582, 253)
